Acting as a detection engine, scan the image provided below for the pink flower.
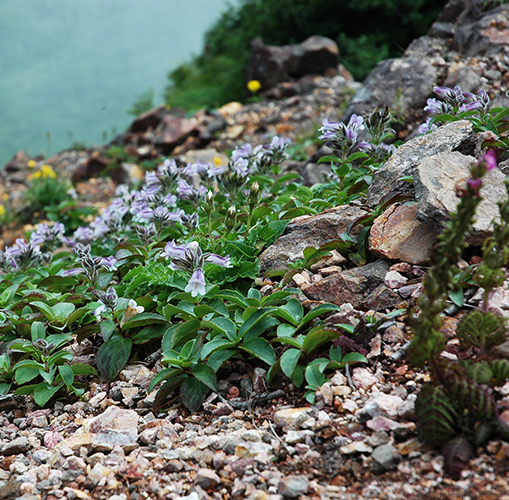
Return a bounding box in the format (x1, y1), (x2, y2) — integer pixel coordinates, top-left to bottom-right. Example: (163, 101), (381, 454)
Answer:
(483, 150), (497, 172)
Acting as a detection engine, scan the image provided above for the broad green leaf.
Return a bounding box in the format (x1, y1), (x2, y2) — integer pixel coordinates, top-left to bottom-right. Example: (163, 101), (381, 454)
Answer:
(31, 321), (46, 342)
(274, 298), (303, 326)
(33, 382), (62, 407)
(132, 324), (170, 344)
(48, 351), (73, 366)
(317, 154), (341, 164)
(180, 339), (199, 361)
(333, 162), (351, 177)
(329, 345), (343, 363)
(153, 374), (188, 412)
(216, 290), (250, 308)
(206, 317), (238, 341)
(193, 304), (216, 319)
(0, 382), (11, 395)
(52, 303), (76, 323)
(0, 284), (19, 306)
(238, 308), (274, 338)
(305, 364), (326, 389)
(192, 363), (218, 392)
(241, 338), (276, 365)
(200, 338), (237, 359)
(292, 364), (305, 388)
(260, 288), (301, 306)
(45, 333), (73, 349)
(97, 272), (114, 289)
(242, 316), (280, 341)
(180, 377), (209, 412)
(449, 288), (464, 308)
(207, 349), (236, 372)
(71, 364), (99, 377)
(14, 365), (42, 385)
(276, 323), (296, 338)
(280, 348), (301, 379)
(342, 352), (368, 364)
(299, 303), (341, 328)
(31, 301), (56, 322)
(148, 367), (184, 393)
(58, 364), (74, 387)
(100, 320), (117, 342)
(96, 336), (132, 381)
(247, 288), (262, 303)
(121, 312), (168, 331)
(171, 319), (201, 349)
(302, 326), (339, 355)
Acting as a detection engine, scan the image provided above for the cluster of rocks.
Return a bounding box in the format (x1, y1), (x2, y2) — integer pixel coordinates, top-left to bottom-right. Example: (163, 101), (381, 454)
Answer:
(2, 0), (509, 497)
(1, 358), (508, 500)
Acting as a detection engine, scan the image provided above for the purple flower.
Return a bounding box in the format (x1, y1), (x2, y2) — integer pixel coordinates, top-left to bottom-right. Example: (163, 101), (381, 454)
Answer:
(185, 269), (206, 297)
(100, 256), (118, 272)
(459, 101), (482, 113)
(61, 268), (84, 277)
(483, 150), (497, 171)
(204, 253), (232, 268)
(468, 177), (482, 194)
(232, 143), (253, 162)
(73, 226), (94, 243)
(161, 240), (188, 260)
(178, 179), (193, 199)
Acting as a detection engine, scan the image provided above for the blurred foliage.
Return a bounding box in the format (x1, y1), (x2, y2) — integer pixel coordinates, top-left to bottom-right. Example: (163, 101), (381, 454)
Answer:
(164, 0), (446, 111)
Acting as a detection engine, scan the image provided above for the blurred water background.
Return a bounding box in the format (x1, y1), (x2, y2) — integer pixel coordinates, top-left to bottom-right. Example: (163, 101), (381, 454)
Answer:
(0, 0), (227, 166)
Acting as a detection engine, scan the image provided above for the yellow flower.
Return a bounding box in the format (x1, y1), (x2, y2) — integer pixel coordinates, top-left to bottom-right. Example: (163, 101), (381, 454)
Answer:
(40, 165), (56, 179)
(2, 193), (7, 201)
(247, 80), (262, 94)
(214, 156), (222, 167)
(0, 204), (5, 217)
(27, 160), (36, 168)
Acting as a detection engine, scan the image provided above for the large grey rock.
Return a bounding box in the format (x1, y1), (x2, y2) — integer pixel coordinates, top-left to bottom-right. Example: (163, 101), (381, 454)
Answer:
(414, 150), (508, 245)
(258, 205), (368, 273)
(246, 36), (339, 90)
(301, 260), (390, 309)
(453, 4), (509, 57)
(366, 120), (478, 208)
(342, 57), (437, 122)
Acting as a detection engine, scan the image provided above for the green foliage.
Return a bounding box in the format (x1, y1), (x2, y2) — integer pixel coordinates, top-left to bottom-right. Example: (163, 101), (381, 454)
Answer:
(127, 88), (155, 117)
(162, 0), (445, 111)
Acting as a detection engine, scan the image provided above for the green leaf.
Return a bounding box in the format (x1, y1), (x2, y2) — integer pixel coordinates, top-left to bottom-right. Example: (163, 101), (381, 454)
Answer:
(344, 151), (369, 163)
(260, 288), (301, 306)
(96, 336), (132, 381)
(148, 367), (184, 393)
(0, 284), (19, 306)
(33, 382), (62, 407)
(342, 352), (368, 364)
(171, 319), (201, 349)
(329, 345), (342, 363)
(247, 288), (262, 303)
(273, 298), (303, 326)
(448, 288), (464, 308)
(132, 324), (170, 344)
(14, 365), (43, 385)
(305, 364), (326, 389)
(276, 323), (296, 338)
(280, 348), (301, 379)
(241, 338), (276, 365)
(97, 272), (114, 289)
(299, 303), (341, 328)
(317, 154), (341, 164)
(200, 338), (237, 359)
(207, 317), (238, 341)
(192, 363), (218, 392)
(207, 349), (236, 372)
(302, 326), (339, 355)
(180, 377), (209, 412)
(52, 302), (76, 324)
(47, 351), (73, 366)
(153, 374), (188, 412)
(71, 364), (99, 377)
(30, 301), (56, 322)
(121, 312), (168, 331)
(100, 319), (117, 342)
(31, 321), (46, 342)
(333, 162), (352, 177)
(193, 304), (216, 319)
(58, 364), (74, 387)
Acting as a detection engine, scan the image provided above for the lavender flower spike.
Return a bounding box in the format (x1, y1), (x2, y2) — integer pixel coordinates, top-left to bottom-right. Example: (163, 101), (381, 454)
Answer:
(185, 269), (207, 297)
(483, 149), (497, 172)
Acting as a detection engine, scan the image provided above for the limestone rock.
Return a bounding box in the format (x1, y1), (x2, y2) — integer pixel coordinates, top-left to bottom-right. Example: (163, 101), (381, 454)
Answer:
(278, 475), (310, 498)
(369, 203), (437, 265)
(414, 150), (508, 245)
(301, 260), (390, 308)
(343, 57), (437, 123)
(366, 120), (478, 208)
(258, 205), (368, 273)
(371, 444), (401, 473)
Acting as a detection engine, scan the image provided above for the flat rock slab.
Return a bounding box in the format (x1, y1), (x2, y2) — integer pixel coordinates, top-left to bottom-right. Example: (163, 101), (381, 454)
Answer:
(414, 150), (509, 246)
(369, 203), (437, 265)
(301, 260), (390, 308)
(259, 205), (368, 273)
(366, 120), (477, 208)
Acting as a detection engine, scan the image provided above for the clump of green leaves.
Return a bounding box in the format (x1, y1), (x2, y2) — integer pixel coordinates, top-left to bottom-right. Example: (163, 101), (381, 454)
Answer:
(409, 151), (509, 479)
